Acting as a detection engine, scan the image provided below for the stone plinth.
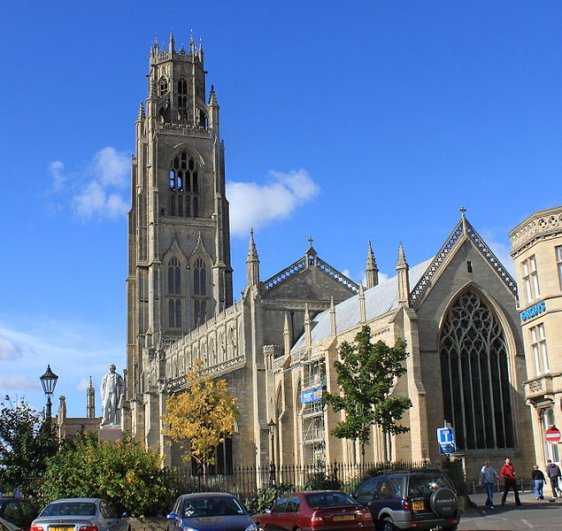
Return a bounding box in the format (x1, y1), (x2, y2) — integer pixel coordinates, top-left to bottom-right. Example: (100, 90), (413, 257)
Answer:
(99, 425), (123, 443)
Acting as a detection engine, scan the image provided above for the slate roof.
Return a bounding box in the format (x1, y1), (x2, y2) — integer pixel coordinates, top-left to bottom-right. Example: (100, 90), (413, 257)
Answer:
(292, 257), (434, 350)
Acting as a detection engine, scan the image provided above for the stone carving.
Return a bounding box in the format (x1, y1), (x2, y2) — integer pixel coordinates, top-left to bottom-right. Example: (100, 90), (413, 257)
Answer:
(100, 364), (125, 426)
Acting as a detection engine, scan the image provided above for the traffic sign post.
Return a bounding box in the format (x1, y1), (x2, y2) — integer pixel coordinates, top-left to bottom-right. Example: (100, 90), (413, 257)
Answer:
(545, 426), (561, 445)
(437, 427), (456, 455)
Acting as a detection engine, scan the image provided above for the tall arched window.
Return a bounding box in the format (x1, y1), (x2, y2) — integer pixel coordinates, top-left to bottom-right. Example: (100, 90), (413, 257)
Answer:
(193, 258), (208, 328)
(168, 299), (181, 328)
(167, 257), (181, 294)
(440, 290), (515, 450)
(169, 151), (200, 218)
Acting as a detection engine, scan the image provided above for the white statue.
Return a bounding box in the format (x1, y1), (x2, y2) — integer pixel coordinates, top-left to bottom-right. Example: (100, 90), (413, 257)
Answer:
(100, 364), (124, 426)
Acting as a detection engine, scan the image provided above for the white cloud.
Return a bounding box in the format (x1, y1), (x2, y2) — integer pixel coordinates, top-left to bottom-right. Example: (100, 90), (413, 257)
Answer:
(92, 147), (129, 187)
(0, 375), (40, 390)
(227, 169), (320, 237)
(49, 160), (66, 191)
(0, 336), (22, 361)
(48, 147), (130, 221)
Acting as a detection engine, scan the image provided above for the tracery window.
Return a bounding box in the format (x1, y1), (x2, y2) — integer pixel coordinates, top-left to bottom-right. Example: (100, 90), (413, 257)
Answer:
(440, 291), (514, 450)
(169, 151), (200, 218)
(193, 257), (208, 328)
(167, 257), (181, 294)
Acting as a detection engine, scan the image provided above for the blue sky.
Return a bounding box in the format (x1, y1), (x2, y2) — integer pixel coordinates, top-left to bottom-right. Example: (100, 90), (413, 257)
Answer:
(1, 1), (561, 418)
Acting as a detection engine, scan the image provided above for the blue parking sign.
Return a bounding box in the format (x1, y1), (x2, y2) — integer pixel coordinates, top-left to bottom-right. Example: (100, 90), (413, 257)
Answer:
(437, 427), (456, 454)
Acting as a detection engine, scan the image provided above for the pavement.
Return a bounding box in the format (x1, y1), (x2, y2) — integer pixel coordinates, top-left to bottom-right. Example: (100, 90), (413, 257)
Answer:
(458, 491), (562, 530)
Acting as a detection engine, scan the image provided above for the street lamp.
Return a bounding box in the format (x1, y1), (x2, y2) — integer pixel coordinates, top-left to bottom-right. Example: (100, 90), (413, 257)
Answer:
(40, 365), (59, 421)
(268, 419), (276, 486)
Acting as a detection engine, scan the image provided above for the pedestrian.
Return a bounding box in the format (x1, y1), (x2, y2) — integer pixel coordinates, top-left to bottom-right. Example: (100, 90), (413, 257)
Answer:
(546, 459), (561, 498)
(500, 457), (522, 506)
(479, 460), (500, 508)
(531, 465), (545, 500)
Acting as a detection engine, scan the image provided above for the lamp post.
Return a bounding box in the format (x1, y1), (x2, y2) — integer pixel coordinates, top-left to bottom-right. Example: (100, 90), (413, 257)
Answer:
(40, 365), (59, 422)
(268, 419), (276, 486)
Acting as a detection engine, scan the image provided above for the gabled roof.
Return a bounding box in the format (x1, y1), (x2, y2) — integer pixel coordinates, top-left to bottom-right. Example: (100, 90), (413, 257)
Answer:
(292, 258), (432, 350)
(410, 215), (517, 305)
(262, 244), (359, 295)
(291, 215), (517, 352)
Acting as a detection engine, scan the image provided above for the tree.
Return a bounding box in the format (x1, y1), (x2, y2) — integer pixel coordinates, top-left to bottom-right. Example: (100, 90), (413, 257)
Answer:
(162, 360), (238, 477)
(0, 398), (58, 495)
(323, 325), (412, 461)
(41, 433), (171, 516)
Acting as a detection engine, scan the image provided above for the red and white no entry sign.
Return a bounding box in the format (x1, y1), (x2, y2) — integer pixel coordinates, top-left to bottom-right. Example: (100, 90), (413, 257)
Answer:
(545, 426), (561, 444)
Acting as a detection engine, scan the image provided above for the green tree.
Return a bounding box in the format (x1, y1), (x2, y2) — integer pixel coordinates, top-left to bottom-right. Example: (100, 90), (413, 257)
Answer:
(323, 325), (412, 461)
(162, 360), (238, 478)
(41, 433), (171, 516)
(0, 398), (58, 495)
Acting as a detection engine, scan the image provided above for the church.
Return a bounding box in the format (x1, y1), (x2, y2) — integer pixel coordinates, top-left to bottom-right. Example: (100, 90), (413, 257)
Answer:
(122, 33), (536, 481)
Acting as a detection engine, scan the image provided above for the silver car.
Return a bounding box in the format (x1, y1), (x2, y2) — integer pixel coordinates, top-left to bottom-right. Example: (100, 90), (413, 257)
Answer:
(30, 499), (129, 531)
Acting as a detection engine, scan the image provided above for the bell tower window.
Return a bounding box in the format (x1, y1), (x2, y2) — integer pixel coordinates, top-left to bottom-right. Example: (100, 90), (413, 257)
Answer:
(177, 78), (188, 121)
(159, 77), (168, 96)
(169, 152), (200, 218)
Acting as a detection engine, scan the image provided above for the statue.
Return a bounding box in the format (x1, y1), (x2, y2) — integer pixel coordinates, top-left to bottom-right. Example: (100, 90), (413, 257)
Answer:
(100, 364), (125, 426)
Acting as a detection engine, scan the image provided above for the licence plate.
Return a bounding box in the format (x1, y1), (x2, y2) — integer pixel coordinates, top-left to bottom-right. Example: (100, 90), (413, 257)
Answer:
(412, 500), (425, 511)
(49, 527), (74, 531)
(333, 514), (355, 521)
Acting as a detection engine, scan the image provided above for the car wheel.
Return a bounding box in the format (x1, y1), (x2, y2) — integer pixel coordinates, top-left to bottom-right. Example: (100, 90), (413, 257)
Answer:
(381, 519), (396, 531)
(429, 487), (457, 517)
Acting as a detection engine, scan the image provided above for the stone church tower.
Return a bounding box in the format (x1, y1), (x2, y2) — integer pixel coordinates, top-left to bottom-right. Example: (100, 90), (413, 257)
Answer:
(125, 34), (233, 444)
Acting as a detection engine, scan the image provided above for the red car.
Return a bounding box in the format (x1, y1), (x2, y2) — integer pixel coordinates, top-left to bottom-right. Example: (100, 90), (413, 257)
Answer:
(255, 491), (374, 530)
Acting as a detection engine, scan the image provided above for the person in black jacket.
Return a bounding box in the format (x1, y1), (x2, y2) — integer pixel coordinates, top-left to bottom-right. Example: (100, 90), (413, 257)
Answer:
(531, 465), (546, 500)
(546, 459), (562, 498)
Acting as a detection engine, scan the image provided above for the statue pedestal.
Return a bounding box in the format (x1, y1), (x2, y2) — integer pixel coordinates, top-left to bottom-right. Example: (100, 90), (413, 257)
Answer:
(99, 424), (123, 443)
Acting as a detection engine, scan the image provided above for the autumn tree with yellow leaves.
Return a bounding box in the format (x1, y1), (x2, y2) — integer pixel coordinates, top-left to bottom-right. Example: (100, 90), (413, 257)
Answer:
(162, 360), (238, 477)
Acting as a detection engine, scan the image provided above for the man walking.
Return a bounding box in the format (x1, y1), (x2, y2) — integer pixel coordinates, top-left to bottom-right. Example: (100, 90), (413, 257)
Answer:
(479, 460), (500, 508)
(546, 459), (561, 498)
(500, 457), (522, 506)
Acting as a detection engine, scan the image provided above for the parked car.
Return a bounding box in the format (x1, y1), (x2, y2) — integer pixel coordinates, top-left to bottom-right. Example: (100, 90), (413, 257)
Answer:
(354, 470), (460, 530)
(30, 498), (129, 531)
(167, 492), (257, 531)
(255, 490), (374, 530)
(0, 516), (23, 531)
(0, 498), (39, 531)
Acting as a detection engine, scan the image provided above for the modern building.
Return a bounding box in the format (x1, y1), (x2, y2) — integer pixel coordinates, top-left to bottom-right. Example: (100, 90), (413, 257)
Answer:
(510, 206), (562, 463)
(123, 33), (536, 480)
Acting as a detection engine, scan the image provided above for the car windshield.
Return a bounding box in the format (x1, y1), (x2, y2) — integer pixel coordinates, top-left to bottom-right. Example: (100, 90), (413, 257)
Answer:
(408, 476), (449, 497)
(182, 497), (245, 518)
(306, 492), (356, 508)
(41, 503), (96, 517)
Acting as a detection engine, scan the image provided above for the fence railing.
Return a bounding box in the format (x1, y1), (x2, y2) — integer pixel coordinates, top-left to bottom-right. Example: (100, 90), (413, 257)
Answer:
(162, 460), (446, 498)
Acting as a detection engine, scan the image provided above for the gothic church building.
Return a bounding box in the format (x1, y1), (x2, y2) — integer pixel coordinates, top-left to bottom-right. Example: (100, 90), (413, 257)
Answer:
(123, 35), (535, 480)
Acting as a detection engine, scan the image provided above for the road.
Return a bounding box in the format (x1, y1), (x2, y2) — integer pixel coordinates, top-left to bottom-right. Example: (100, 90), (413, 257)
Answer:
(459, 491), (562, 530)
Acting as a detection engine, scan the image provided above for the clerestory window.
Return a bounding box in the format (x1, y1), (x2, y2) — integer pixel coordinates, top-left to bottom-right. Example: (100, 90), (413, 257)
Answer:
(169, 151), (200, 218)
(440, 290), (514, 450)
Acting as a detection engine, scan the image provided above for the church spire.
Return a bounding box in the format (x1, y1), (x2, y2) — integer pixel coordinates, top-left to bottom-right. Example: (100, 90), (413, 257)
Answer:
(87, 376), (95, 418)
(365, 240), (379, 289)
(246, 229), (260, 287)
(396, 242), (410, 306)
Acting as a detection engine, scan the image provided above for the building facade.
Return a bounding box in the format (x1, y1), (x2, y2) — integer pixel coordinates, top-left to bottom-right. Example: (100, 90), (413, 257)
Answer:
(124, 35), (536, 480)
(510, 206), (562, 464)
